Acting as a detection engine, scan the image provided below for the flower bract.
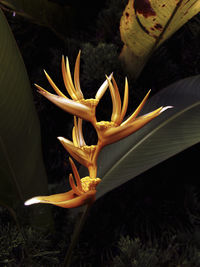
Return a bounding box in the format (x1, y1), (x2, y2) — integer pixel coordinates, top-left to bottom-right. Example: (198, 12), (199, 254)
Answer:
(35, 51), (112, 124)
(24, 158), (101, 208)
(58, 116), (98, 178)
(95, 76), (172, 145)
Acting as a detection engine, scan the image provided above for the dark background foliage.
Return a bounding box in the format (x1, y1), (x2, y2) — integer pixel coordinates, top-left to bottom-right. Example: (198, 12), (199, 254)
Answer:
(0, 0), (200, 266)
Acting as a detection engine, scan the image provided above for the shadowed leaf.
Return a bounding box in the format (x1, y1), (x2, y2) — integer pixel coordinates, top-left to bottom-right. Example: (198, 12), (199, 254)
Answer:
(0, 9), (52, 227)
(0, 0), (74, 38)
(96, 75), (200, 199)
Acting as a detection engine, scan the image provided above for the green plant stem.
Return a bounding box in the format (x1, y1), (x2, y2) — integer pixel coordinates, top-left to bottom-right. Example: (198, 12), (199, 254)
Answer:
(63, 203), (92, 267)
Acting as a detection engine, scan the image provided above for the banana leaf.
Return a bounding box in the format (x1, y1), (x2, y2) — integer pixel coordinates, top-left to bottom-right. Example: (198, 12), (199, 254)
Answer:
(0, 0), (74, 38)
(0, 9), (51, 225)
(96, 75), (200, 199)
(120, 0), (200, 78)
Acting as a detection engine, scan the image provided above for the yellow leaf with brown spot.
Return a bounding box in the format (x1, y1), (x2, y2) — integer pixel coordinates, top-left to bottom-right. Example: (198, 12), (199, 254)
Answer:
(120, 0), (200, 78)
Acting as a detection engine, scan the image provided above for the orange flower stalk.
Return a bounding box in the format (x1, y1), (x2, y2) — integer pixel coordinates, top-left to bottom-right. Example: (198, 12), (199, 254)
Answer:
(24, 158), (101, 209)
(34, 51), (112, 124)
(95, 75), (172, 146)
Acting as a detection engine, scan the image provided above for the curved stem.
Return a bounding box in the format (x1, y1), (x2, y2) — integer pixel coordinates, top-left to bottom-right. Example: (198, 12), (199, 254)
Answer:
(89, 140), (104, 178)
(63, 204), (91, 267)
(88, 164), (97, 178)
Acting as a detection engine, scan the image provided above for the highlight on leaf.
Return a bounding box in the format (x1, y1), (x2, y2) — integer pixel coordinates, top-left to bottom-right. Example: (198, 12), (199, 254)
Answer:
(120, 0), (200, 78)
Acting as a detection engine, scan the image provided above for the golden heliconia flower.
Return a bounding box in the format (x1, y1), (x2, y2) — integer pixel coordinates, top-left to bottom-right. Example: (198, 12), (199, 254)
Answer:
(58, 116), (99, 178)
(26, 52), (172, 210)
(24, 158), (101, 209)
(35, 51), (112, 124)
(95, 75), (172, 146)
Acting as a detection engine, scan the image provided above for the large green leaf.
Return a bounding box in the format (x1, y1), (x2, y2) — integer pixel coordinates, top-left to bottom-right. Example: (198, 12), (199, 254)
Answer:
(120, 0), (200, 78)
(96, 75), (200, 199)
(0, 9), (49, 210)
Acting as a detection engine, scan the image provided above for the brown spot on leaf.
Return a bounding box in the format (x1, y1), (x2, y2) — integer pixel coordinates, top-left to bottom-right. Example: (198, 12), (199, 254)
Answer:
(154, 23), (163, 30)
(134, 0), (156, 18)
(162, 4), (166, 7)
(125, 12), (129, 18)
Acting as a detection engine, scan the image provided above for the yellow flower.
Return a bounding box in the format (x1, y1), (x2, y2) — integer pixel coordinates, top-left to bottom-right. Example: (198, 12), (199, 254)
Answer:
(58, 116), (99, 178)
(95, 76), (172, 146)
(35, 51), (111, 124)
(24, 158), (101, 209)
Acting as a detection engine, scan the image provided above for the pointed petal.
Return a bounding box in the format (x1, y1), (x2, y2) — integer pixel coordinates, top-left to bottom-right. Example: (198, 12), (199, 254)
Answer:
(57, 190), (96, 208)
(139, 106), (163, 118)
(24, 197), (41, 205)
(159, 106), (173, 113)
(74, 51), (84, 99)
(111, 76), (122, 124)
(103, 106), (163, 144)
(25, 190), (75, 206)
(38, 89), (93, 122)
(72, 116), (86, 147)
(25, 190), (96, 208)
(65, 57), (75, 91)
(95, 73), (112, 100)
(69, 173), (83, 195)
(119, 77), (129, 124)
(77, 118), (86, 147)
(69, 157), (83, 191)
(35, 83), (50, 94)
(57, 137), (90, 167)
(73, 116), (80, 147)
(62, 55), (78, 100)
(57, 136), (81, 156)
(66, 56), (81, 99)
(43, 70), (66, 98)
(72, 126), (79, 147)
(122, 90), (151, 126)
(106, 75), (121, 125)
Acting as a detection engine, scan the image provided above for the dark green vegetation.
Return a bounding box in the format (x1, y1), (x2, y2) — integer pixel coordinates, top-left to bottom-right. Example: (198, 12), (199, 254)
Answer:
(0, 0), (200, 266)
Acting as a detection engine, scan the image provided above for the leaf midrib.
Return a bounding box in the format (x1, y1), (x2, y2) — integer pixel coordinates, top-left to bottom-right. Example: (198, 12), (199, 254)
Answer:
(153, 0), (184, 50)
